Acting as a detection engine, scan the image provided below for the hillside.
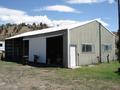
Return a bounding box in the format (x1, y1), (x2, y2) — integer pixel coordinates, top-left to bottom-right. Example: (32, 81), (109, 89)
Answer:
(0, 23), (48, 41)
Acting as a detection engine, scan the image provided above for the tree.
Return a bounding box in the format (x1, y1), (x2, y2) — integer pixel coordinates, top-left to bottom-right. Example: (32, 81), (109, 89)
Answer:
(32, 23), (37, 30)
(1, 24), (5, 30)
(4, 28), (8, 35)
(6, 23), (12, 27)
(0, 29), (3, 34)
(21, 23), (26, 26)
(39, 22), (48, 29)
(43, 23), (48, 28)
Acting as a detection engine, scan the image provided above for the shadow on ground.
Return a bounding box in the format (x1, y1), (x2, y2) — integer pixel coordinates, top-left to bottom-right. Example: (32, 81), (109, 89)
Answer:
(1, 59), (64, 68)
(115, 67), (120, 75)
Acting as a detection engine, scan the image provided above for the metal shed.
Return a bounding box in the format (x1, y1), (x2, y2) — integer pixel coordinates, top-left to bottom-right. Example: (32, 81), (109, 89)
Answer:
(5, 20), (116, 68)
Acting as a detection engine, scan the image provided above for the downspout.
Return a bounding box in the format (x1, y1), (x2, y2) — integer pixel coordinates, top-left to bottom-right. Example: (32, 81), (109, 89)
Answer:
(99, 23), (102, 63)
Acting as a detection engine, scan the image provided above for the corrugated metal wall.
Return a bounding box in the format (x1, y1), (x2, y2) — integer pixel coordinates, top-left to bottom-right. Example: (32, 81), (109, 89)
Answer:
(70, 21), (115, 66)
(101, 25), (116, 62)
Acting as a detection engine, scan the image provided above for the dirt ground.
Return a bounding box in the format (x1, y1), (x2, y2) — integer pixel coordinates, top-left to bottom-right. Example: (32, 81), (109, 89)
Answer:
(0, 61), (120, 90)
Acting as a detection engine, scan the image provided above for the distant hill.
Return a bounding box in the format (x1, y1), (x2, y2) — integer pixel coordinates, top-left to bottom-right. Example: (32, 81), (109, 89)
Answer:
(0, 23), (49, 41)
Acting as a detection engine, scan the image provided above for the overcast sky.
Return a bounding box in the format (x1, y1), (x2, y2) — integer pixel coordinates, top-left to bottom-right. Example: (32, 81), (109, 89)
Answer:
(0, 0), (118, 31)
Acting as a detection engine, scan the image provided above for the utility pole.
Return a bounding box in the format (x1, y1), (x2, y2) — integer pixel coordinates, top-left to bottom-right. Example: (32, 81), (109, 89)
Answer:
(117, 0), (120, 63)
(118, 0), (120, 30)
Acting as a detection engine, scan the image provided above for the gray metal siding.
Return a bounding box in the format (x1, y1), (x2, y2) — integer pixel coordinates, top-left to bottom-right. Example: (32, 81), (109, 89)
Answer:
(100, 25), (115, 62)
(70, 21), (99, 65)
(69, 21), (115, 66)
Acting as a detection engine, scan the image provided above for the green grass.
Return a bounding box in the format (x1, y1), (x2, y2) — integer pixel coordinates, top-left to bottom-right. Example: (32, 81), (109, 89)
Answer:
(0, 60), (120, 90)
(55, 62), (120, 82)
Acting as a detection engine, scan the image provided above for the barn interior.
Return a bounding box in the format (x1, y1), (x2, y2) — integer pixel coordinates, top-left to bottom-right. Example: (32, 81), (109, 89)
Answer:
(46, 35), (63, 66)
(5, 38), (23, 63)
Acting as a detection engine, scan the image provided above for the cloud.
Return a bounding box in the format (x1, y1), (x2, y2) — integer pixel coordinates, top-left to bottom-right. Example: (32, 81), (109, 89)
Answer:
(0, 7), (53, 25)
(95, 18), (109, 26)
(0, 7), (108, 28)
(34, 5), (80, 13)
(0, 7), (79, 26)
(67, 0), (98, 4)
(66, 0), (115, 4)
(52, 20), (79, 26)
(52, 18), (109, 27)
(108, 0), (114, 3)
(0, 6), (26, 16)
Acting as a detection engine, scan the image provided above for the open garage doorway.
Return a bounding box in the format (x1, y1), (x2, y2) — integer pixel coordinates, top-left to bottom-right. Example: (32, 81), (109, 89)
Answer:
(46, 35), (63, 66)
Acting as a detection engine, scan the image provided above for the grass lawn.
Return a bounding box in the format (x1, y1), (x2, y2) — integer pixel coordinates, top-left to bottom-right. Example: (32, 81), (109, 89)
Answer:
(0, 61), (119, 90)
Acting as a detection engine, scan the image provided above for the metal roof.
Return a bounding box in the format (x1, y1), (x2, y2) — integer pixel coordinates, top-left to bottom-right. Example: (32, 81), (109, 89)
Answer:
(6, 20), (114, 40)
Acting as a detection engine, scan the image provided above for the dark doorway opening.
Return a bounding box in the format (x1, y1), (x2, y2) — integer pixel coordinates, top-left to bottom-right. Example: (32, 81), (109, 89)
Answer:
(46, 35), (63, 66)
(23, 40), (29, 56)
(22, 40), (29, 64)
(5, 38), (23, 63)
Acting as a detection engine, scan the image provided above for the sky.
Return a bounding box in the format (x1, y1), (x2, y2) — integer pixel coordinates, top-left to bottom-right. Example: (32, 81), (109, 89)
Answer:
(0, 0), (118, 32)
